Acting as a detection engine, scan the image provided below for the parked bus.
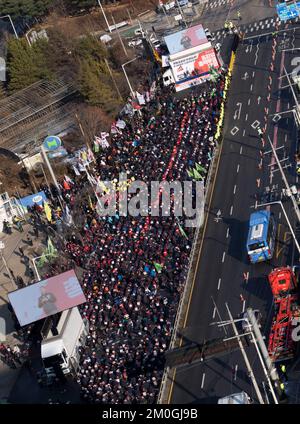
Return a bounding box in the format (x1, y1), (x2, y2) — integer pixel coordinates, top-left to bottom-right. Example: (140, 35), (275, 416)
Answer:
(246, 209), (276, 263)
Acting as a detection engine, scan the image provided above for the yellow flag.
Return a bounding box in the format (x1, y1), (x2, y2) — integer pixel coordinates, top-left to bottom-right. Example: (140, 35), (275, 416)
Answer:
(44, 201), (52, 222)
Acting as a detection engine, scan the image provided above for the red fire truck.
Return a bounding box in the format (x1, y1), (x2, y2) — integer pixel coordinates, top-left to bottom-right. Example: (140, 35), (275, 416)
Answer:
(267, 267), (300, 362)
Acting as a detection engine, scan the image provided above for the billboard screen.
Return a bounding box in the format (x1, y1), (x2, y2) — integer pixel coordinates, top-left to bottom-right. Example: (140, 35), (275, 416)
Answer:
(164, 24), (207, 56)
(8, 270), (86, 326)
(170, 48), (220, 82)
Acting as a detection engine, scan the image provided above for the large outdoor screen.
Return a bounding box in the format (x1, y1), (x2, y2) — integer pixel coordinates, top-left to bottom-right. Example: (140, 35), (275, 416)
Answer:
(8, 270), (86, 326)
(164, 24), (207, 56)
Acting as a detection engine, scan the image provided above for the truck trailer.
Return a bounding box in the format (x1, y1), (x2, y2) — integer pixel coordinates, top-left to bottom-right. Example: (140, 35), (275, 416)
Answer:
(41, 306), (89, 375)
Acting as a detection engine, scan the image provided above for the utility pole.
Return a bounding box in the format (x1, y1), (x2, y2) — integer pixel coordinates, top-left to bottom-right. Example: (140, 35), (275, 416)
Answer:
(40, 164), (54, 202)
(111, 14), (128, 57)
(225, 303), (265, 404)
(104, 58), (123, 101)
(243, 310), (279, 404)
(266, 134), (300, 223)
(97, 0), (111, 33)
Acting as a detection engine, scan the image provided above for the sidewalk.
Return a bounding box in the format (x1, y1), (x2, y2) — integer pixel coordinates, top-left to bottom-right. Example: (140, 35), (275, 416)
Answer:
(0, 223), (46, 401)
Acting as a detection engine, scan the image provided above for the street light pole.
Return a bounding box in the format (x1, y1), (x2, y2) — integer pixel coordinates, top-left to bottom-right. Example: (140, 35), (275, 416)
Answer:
(40, 145), (64, 210)
(0, 15), (18, 38)
(97, 0), (111, 33)
(32, 256), (41, 281)
(225, 303), (265, 404)
(266, 134), (300, 224)
(255, 200), (300, 256)
(122, 58), (137, 98)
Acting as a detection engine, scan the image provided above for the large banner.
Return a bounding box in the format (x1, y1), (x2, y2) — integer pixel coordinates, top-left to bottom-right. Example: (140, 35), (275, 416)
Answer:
(8, 270), (86, 326)
(18, 191), (47, 212)
(164, 24), (207, 56)
(170, 47), (220, 83)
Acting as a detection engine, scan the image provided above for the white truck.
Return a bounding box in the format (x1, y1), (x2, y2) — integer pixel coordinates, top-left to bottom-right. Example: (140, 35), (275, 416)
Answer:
(41, 307), (89, 375)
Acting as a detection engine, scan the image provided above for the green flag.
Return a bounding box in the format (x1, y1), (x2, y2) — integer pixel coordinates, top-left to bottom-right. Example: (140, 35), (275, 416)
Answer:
(37, 253), (48, 268)
(195, 163), (207, 174)
(187, 169), (194, 178)
(177, 220), (188, 240)
(193, 169), (203, 181)
(153, 262), (163, 273)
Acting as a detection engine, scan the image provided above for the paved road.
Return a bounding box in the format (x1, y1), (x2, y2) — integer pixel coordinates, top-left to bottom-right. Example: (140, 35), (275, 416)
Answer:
(168, 20), (300, 404)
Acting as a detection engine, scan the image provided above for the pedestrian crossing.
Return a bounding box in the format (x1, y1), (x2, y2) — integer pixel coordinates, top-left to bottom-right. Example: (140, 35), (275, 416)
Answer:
(207, 0), (232, 10)
(212, 15), (300, 42)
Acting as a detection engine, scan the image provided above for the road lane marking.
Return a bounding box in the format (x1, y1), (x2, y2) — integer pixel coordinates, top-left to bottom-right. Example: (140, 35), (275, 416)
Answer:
(242, 299), (246, 313)
(275, 223), (282, 258)
(234, 364), (238, 380)
(245, 113), (248, 121)
(218, 278), (221, 290)
(166, 128), (226, 404)
(240, 145), (243, 154)
(237, 164), (240, 173)
(233, 184), (237, 194)
(201, 373), (206, 389)
(231, 126), (239, 136)
(212, 306), (216, 319)
(279, 211), (281, 219)
(250, 83), (253, 91)
(222, 251), (226, 263)
(242, 129), (245, 137)
(226, 228), (229, 238)
(230, 205), (233, 215)
(248, 98), (251, 106)
(252, 71), (255, 77)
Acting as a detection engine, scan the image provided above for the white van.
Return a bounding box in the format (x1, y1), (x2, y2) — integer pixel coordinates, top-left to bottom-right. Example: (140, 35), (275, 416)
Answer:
(163, 68), (175, 86)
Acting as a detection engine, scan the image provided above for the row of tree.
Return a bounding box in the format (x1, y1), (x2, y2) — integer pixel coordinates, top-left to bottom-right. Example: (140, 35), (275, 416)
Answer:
(5, 30), (124, 114)
(0, 0), (121, 19)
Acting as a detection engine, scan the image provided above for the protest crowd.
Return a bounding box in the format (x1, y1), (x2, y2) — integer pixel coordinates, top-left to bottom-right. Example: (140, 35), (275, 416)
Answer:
(4, 73), (226, 403)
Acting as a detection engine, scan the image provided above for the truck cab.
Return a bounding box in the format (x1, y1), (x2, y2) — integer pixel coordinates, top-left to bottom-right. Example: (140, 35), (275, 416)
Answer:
(162, 68), (175, 86)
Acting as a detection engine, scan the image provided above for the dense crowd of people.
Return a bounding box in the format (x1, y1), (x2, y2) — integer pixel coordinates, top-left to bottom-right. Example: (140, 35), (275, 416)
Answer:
(2, 73), (226, 403)
(61, 76), (226, 403)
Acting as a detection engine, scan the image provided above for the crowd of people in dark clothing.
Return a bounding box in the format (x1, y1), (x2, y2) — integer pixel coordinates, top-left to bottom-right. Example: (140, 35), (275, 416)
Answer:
(60, 76), (226, 403)
(2, 73), (226, 403)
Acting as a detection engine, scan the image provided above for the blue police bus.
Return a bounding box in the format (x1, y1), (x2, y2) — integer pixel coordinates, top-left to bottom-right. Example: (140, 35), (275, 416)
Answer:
(246, 209), (276, 264)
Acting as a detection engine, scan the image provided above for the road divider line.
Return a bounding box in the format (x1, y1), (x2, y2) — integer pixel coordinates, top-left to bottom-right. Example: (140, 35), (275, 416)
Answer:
(248, 98), (251, 106)
(212, 306), (216, 319)
(201, 373), (206, 389)
(230, 205), (233, 215)
(233, 184), (237, 194)
(218, 278), (221, 290)
(240, 145), (243, 154)
(250, 84), (253, 91)
(226, 228), (229, 238)
(237, 164), (240, 173)
(222, 251), (226, 263)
